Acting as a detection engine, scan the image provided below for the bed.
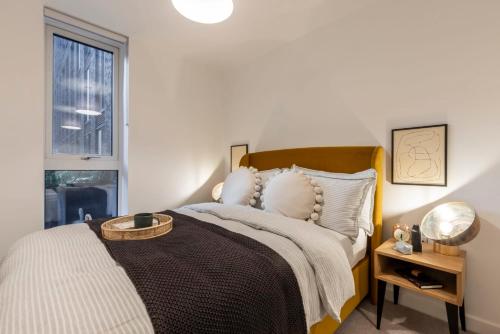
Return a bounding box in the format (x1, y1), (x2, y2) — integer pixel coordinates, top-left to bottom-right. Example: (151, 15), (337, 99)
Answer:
(0, 146), (383, 334)
(240, 146), (384, 333)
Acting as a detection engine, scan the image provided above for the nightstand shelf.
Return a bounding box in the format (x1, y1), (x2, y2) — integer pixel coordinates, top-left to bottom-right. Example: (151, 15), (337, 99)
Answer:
(375, 239), (466, 334)
(376, 269), (458, 304)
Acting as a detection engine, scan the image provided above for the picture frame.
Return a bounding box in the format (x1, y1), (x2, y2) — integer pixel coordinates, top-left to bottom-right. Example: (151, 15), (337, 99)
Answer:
(230, 144), (248, 172)
(392, 124), (447, 186)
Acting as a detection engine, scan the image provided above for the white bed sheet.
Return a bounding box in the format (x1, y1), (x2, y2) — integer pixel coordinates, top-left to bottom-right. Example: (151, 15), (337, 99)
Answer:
(352, 228), (368, 266)
(315, 227), (367, 268)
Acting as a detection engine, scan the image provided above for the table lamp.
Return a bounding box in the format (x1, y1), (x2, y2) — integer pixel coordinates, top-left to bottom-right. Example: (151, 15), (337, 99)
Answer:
(212, 182), (224, 202)
(421, 202), (480, 256)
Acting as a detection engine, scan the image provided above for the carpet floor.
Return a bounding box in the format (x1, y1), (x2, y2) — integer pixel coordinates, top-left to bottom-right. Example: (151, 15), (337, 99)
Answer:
(336, 299), (474, 333)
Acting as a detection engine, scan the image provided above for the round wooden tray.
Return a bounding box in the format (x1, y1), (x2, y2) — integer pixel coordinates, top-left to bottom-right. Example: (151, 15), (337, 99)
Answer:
(101, 214), (173, 241)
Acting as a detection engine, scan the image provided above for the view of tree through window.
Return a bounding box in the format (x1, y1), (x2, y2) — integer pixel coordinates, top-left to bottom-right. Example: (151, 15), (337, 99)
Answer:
(52, 34), (113, 156)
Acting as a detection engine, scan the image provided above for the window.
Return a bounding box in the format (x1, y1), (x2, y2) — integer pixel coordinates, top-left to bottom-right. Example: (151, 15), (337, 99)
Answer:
(51, 35), (113, 156)
(44, 9), (127, 228)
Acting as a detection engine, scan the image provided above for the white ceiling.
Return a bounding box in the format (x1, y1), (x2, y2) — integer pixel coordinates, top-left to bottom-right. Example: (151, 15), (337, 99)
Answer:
(46, 0), (375, 68)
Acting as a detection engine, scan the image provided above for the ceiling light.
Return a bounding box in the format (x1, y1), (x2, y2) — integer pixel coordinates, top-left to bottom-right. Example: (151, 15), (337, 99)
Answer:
(171, 0), (234, 24)
(76, 109), (102, 116)
(61, 125), (81, 130)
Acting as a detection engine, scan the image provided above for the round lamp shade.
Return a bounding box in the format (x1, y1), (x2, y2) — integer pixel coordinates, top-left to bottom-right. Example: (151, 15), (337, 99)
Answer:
(212, 182), (224, 201)
(421, 202), (480, 246)
(171, 0), (234, 24)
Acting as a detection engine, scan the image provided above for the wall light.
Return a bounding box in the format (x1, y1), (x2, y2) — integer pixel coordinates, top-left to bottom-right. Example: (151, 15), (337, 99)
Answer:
(171, 0), (234, 24)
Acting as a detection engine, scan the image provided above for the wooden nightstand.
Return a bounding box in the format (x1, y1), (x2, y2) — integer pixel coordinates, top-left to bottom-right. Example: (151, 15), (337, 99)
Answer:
(374, 239), (466, 334)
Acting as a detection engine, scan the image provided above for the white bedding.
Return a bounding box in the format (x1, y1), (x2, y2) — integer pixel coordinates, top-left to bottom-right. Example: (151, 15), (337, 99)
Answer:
(0, 203), (357, 334)
(352, 228), (368, 266)
(320, 227), (368, 268)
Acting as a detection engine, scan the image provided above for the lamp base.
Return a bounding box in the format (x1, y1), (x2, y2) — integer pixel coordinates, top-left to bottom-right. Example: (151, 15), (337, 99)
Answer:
(433, 243), (460, 256)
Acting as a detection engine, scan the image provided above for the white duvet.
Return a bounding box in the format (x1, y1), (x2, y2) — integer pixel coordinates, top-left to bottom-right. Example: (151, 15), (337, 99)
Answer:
(0, 204), (355, 334)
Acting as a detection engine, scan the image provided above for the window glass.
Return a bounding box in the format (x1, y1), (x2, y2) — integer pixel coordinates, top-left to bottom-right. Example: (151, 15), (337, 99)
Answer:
(52, 35), (113, 156)
(44, 170), (118, 229)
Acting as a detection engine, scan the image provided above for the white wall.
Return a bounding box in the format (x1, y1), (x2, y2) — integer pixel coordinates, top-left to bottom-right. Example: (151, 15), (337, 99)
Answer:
(127, 46), (226, 213)
(0, 0), (226, 257)
(0, 0), (45, 259)
(222, 1), (500, 332)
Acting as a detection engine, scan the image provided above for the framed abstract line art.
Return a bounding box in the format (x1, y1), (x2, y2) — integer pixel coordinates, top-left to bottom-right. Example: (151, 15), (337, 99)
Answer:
(230, 144), (248, 172)
(392, 124), (447, 186)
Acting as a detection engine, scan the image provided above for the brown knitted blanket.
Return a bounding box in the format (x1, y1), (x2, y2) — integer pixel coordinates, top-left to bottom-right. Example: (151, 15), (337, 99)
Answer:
(88, 210), (306, 334)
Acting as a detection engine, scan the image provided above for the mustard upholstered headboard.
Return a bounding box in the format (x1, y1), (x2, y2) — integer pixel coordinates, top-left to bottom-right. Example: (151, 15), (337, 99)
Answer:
(240, 146), (384, 303)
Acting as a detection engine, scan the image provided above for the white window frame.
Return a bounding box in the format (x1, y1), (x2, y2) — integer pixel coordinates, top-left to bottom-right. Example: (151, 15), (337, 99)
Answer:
(44, 8), (129, 214)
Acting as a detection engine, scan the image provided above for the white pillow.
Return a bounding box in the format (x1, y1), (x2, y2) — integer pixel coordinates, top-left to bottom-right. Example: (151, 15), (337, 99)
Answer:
(255, 168), (282, 209)
(262, 171), (323, 221)
(293, 165), (376, 237)
(260, 168), (282, 186)
(221, 167), (262, 206)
